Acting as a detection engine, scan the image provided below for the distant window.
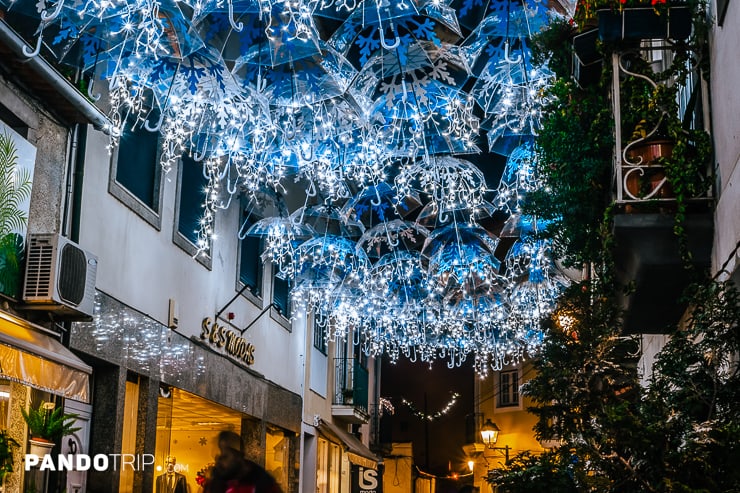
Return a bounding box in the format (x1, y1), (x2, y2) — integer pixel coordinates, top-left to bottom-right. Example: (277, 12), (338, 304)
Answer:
(177, 156), (208, 248)
(314, 313), (328, 354)
(239, 215), (263, 297)
(115, 123), (160, 210)
(498, 370), (519, 407)
(272, 268), (292, 319)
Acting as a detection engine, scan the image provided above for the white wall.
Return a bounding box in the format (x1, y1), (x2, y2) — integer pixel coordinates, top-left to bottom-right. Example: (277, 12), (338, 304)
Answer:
(710, 0), (740, 278)
(78, 129), (304, 394)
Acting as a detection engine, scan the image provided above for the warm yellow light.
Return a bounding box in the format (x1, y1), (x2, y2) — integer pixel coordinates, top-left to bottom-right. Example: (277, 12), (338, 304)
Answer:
(467, 460), (474, 472)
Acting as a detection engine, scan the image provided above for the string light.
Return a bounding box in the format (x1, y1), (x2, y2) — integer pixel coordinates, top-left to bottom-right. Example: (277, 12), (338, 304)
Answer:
(4, 0), (569, 373)
(401, 392), (461, 421)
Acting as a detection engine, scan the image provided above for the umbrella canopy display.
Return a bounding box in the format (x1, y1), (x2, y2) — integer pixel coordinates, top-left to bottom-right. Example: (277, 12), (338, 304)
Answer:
(1, 0), (572, 371)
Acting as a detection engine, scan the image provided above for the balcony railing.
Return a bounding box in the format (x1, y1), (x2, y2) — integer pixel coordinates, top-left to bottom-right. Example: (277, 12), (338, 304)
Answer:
(333, 357), (369, 413)
(610, 44), (713, 208)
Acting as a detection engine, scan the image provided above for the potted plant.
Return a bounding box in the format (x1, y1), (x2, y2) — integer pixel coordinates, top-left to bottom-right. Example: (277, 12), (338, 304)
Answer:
(20, 402), (80, 457)
(0, 430), (19, 485)
(616, 50), (712, 253)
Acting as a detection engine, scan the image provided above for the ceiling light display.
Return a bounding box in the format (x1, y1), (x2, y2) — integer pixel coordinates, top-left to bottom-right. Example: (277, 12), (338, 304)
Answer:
(1, 0), (573, 372)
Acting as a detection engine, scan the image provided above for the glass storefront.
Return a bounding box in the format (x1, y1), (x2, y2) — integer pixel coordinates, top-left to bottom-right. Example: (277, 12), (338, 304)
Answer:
(153, 387), (291, 493)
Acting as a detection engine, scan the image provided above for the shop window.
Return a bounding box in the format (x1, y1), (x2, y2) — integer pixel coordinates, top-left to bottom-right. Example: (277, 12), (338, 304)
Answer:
(328, 442), (340, 493)
(498, 369), (519, 408)
(155, 387), (243, 492)
(316, 437), (341, 493)
(265, 426), (290, 493)
(314, 313), (328, 355)
(109, 118), (163, 229)
(317, 438), (328, 493)
(174, 156), (211, 263)
(272, 268), (292, 319)
(239, 213), (263, 298)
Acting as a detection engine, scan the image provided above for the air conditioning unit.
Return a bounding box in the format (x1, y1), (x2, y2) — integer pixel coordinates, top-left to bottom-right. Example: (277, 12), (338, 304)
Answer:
(22, 234), (98, 320)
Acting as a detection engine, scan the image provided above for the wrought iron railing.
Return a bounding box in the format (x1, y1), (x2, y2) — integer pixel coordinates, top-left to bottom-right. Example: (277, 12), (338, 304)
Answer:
(611, 44), (713, 207)
(333, 357), (368, 413)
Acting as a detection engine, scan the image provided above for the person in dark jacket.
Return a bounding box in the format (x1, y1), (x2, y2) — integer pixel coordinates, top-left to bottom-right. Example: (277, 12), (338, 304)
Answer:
(156, 456), (189, 493)
(204, 430), (283, 493)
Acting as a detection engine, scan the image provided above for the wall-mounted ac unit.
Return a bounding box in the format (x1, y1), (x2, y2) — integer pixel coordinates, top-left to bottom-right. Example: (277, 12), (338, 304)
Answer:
(22, 234), (98, 320)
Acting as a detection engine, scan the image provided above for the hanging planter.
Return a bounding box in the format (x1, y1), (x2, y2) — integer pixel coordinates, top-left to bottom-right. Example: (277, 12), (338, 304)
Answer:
(27, 439), (55, 459)
(598, 6), (692, 42)
(572, 28), (602, 87)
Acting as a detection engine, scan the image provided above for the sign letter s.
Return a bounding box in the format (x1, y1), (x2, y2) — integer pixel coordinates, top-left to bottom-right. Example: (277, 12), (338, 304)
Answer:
(359, 468), (378, 490)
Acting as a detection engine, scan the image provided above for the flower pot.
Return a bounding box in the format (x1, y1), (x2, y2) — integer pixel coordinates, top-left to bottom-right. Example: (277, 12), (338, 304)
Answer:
(624, 139), (675, 199)
(28, 438), (55, 458)
(598, 6), (692, 42)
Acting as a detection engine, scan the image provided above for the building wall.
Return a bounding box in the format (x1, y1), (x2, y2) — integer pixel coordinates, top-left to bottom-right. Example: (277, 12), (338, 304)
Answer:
(710, 0), (740, 278)
(383, 443), (414, 493)
(79, 129), (306, 394)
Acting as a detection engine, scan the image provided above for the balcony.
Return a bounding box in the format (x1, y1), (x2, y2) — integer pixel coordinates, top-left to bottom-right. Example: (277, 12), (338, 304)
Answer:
(332, 358), (369, 424)
(610, 40), (714, 333)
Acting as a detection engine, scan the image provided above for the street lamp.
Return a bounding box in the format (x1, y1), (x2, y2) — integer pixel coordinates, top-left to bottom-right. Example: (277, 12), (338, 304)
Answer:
(480, 419), (510, 463)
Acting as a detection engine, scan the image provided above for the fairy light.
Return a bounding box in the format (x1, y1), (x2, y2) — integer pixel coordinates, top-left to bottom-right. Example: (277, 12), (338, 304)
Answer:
(401, 392), (461, 421)
(6, 0), (568, 373)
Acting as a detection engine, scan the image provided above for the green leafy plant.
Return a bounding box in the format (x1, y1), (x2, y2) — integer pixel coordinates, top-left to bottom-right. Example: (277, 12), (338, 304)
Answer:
(524, 76), (614, 268)
(0, 130), (32, 297)
(488, 450), (578, 493)
(0, 429), (19, 481)
(20, 402), (81, 443)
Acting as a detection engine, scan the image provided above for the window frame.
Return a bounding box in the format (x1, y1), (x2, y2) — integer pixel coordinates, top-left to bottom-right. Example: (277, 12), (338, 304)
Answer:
(108, 122), (164, 230)
(172, 157), (211, 269)
(497, 368), (521, 409)
(270, 265), (292, 330)
(313, 312), (328, 355)
(237, 211), (264, 304)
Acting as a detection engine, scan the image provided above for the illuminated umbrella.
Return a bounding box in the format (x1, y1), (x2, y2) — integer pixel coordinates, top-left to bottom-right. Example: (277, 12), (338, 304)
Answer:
(395, 155), (488, 214)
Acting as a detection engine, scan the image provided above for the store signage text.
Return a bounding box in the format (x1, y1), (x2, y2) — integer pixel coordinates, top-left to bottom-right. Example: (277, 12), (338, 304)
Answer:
(200, 317), (255, 365)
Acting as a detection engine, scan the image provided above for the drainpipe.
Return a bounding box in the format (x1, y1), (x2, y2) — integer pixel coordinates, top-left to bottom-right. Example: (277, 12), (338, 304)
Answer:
(69, 124), (87, 244)
(0, 20), (111, 131)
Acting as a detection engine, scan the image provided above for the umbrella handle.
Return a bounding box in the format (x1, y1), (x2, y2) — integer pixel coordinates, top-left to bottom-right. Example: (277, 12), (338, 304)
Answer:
(227, 0), (244, 32)
(371, 189), (382, 206)
(22, 34), (44, 58)
(143, 111), (164, 132)
(40, 0), (65, 22)
(504, 39), (521, 64)
(299, 143), (314, 162)
(87, 78), (101, 102)
(379, 21), (401, 50)
(192, 148), (208, 162)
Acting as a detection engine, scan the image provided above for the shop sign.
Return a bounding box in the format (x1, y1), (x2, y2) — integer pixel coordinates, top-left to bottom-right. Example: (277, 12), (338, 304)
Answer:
(351, 465), (382, 493)
(200, 317), (255, 365)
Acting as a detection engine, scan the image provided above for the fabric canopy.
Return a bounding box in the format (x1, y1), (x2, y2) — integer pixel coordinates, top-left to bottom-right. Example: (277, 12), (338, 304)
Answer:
(316, 418), (380, 470)
(0, 310), (91, 403)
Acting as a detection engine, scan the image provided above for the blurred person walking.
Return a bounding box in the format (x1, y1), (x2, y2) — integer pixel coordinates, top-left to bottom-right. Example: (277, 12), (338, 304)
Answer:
(203, 430), (283, 493)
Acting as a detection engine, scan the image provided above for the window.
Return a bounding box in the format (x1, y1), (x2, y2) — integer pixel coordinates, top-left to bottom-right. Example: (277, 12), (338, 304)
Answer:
(116, 125), (159, 209)
(314, 313), (328, 354)
(174, 156), (210, 263)
(239, 214), (263, 297)
(109, 119), (163, 228)
(317, 438), (328, 493)
(272, 268), (292, 319)
(498, 369), (519, 407)
(316, 437), (341, 493)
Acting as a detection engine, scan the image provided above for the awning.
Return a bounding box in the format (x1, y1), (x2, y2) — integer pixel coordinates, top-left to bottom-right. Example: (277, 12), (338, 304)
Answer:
(0, 310), (91, 403)
(316, 418), (380, 470)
